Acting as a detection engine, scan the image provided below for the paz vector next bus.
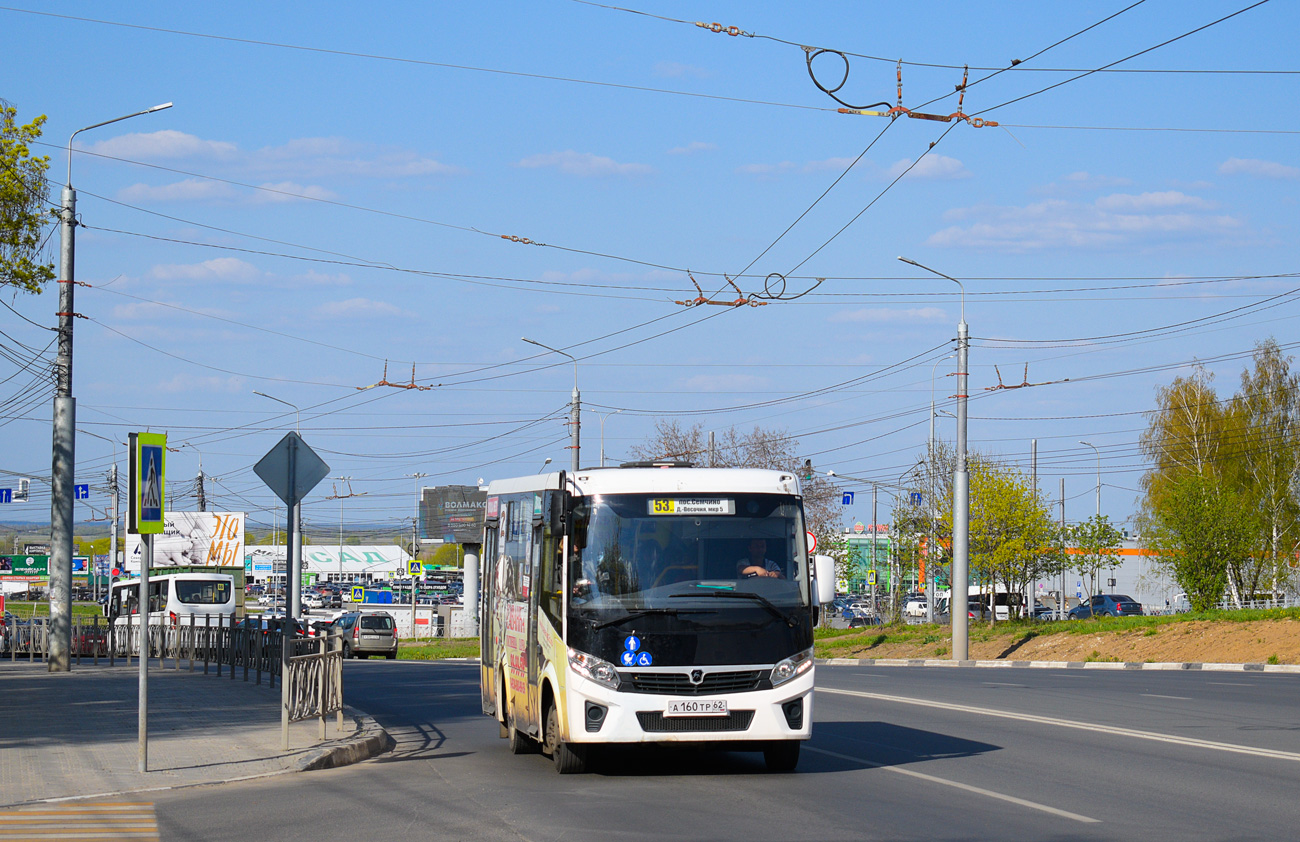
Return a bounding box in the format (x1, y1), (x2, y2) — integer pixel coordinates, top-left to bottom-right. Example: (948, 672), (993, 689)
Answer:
(479, 463), (836, 773)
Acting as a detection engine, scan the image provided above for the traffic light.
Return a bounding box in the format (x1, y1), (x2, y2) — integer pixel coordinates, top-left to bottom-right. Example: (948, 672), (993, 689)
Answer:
(13, 479), (28, 502)
(802, 459), (813, 481)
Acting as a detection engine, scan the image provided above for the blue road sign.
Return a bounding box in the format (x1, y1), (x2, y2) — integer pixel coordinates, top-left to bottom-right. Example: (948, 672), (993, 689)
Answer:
(0, 489), (10, 504)
(909, 492), (923, 506)
(74, 484), (90, 500)
(841, 492), (854, 506)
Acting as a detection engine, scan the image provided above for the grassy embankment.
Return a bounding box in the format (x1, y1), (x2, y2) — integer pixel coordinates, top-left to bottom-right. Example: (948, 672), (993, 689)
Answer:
(814, 606), (1300, 663)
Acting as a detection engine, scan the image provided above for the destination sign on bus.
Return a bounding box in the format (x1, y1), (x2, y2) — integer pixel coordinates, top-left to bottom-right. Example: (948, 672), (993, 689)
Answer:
(647, 498), (735, 516)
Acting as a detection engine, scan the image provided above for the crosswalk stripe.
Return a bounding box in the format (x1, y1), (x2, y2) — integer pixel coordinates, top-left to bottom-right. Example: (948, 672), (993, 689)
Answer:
(0, 803), (159, 840)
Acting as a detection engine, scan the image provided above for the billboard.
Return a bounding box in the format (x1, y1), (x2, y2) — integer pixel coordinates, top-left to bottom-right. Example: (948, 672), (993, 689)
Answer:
(419, 485), (486, 545)
(0, 555), (90, 580)
(125, 511), (245, 569)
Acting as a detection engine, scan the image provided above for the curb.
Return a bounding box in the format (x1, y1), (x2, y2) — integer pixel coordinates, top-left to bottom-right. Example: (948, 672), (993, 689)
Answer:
(294, 706), (394, 771)
(818, 657), (1300, 673)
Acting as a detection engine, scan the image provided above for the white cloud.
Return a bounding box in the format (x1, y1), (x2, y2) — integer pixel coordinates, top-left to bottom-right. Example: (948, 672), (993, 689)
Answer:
(249, 181), (339, 203)
(828, 307), (947, 324)
(156, 373), (246, 394)
(149, 257), (261, 282)
(667, 141), (716, 155)
(85, 130), (236, 160)
(1219, 157), (1300, 180)
(119, 179), (240, 202)
(314, 298), (408, 318)
(1094, 191), (1215, 211)
(736, 161), (798, 176)
(287, 270), (352, 287)
(515, 150), (653, 177)
(926, 193), (1244, 252)
(1053, 171), (1133, 189)
(883, 154), (970, 180)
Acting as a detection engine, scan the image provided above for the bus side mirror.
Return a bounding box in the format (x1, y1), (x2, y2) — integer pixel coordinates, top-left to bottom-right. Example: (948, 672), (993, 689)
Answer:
(549, 490), (567, 537)
(814, 554), (836, 606)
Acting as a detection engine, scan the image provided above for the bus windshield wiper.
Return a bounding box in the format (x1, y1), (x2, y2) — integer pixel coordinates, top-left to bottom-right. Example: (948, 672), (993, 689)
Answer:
(670, 589), (797, 628)
(590, 607), (682, 630)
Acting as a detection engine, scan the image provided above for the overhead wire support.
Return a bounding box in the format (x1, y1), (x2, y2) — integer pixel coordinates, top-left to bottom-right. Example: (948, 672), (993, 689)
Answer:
(674, 272), (767, 308)
(984, 363), (1070, 391)
(357, 361), (436, 392)
(835, 63), (999, 127)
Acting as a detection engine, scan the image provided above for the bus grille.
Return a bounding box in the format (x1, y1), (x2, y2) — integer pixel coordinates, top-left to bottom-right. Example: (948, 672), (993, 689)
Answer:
(626, 670), (765, 696)
(636, 711), (755, 733)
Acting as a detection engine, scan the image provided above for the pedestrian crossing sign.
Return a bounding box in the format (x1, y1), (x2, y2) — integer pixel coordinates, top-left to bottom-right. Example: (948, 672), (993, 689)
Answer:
(128, 432), (166, 535)
(351, 586), (364, 602)
(408, 560), (422, 576)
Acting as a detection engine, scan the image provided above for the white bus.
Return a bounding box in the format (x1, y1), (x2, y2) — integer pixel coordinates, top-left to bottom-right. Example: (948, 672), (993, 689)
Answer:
(480, 464), (835, 774)
(106, 571), (237, 637)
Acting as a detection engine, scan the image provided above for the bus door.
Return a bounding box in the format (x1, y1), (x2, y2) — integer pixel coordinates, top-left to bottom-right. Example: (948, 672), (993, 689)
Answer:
(480, 515), (499, 716)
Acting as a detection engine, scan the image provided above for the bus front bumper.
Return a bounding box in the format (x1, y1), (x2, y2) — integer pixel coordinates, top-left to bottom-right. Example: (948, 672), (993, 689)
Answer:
(565, 669), (814, 744)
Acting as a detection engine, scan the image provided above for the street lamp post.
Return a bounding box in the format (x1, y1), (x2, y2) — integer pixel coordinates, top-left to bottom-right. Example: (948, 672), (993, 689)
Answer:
(522, 338), (580, 473)
(406, 472), (428, 639)
(253, 391), (300, 434)
(48, 102), (173, 673)
(596, 409), (623, 467)
(1079, 441), (1101, 518)
(899, 256), (968, 661)
(180, 442), (205, 512)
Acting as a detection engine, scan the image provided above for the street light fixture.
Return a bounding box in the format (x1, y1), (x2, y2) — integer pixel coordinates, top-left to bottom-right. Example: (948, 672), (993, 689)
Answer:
(48, 102), (173, 675)
(596, 409), (623, 467)
(253, 391), (300, 433)
(522, 337), (580, 473)
(928, 353), (954, 624)
(899, 256), (969, 661)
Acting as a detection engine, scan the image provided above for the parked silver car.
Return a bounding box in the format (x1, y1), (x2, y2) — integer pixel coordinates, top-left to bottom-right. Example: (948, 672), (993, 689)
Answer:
(333, 611), (398, 659)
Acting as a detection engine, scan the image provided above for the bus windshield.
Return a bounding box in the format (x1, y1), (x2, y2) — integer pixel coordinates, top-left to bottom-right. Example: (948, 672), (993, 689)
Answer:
(569, 493), (809, 612)
(175, 579), (232, 605)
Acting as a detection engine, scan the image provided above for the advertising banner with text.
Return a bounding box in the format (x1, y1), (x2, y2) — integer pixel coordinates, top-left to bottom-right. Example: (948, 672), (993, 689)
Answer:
(125, 511), (245, 570)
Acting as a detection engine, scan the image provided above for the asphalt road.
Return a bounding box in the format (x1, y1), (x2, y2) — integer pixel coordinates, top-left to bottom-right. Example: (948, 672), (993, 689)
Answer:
(140, 662), (1300, 841)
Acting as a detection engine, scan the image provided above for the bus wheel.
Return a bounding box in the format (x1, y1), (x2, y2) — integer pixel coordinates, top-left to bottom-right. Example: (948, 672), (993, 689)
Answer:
(507, 717), (537, 755)
(763, 741), (800, 772)
(546, 703), (586, 774)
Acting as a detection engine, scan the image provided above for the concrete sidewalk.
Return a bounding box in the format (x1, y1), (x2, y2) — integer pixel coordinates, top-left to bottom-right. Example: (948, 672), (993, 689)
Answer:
(0, 659), (391, 807)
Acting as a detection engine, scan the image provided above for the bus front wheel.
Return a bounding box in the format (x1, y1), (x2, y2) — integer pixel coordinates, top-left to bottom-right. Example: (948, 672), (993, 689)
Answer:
(763, 741), (800, 772)
(545, 703), (587, 774)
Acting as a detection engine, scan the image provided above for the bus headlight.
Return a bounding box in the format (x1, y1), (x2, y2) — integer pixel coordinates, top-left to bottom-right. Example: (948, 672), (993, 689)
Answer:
(770, 648), (814, 687)
(568, 647), (620, 690)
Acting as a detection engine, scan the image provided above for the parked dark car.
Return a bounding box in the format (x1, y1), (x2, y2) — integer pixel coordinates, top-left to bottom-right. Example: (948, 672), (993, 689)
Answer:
(1069, 594), (1144, 620)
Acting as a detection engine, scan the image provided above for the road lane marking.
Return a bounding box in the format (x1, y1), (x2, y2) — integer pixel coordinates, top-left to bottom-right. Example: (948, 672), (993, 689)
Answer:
(1208, 682), (1253, 687)
(0, 802), (159, 840)
(983, 682), (1027, 687)
(818, 687), (1300, 763)
(805, 747), (1099, 824)
(1141, 693), (1193, 700)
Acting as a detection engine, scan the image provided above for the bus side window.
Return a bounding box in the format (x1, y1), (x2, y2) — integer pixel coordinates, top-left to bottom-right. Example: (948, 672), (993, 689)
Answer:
(539, 523), (562, 627)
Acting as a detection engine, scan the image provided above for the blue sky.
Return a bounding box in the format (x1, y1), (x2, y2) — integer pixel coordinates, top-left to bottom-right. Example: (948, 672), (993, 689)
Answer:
(2, 0), (1298, 537)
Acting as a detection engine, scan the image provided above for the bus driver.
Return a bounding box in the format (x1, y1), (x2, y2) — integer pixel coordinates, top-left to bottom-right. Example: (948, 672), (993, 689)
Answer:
(737, 538), (784, 579)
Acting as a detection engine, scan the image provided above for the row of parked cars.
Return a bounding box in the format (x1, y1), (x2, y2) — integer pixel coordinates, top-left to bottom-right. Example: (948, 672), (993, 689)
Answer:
(240, 610), (400, 659)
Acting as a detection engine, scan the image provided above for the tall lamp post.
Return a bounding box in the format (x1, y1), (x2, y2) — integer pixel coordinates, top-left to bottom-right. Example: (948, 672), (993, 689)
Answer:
(48, 102), (173, 673)
(899, 256), (968, 661)
(522, 337), (580, 473)
(1079, 441), (1101, 518)
(596, 409), (623, 467)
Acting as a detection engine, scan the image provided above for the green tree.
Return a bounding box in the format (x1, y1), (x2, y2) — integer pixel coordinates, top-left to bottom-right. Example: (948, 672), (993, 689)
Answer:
(1222, 339), (1300, 601)
(955, 456), (1056, 623)
(1147, 473), (1256, 611)
(1070, 515), (1124, 600)
(1, 103), (55, 293)
(430, 543), (464, 567)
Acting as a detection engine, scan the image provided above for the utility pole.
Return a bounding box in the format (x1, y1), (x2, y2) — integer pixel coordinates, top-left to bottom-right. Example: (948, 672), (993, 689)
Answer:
(899, 257), (968, 661)
(522, 338), (580, 472)
(49, 103), (172, 673)
(106, 463), (118, 608)
(196, 469), (206, 512)
(1029, 439), (1037, 619)
(1059, 478), (1067, 621)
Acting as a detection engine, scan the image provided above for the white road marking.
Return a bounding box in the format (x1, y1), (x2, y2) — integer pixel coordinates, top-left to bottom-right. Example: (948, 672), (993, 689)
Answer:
(983, 682), (1027, 688)
(1208, 682), (1253, 687)
(805, 747), (1099, 824)
(1141, 693), (1193, 701)
(818, 687), (1300, 763)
